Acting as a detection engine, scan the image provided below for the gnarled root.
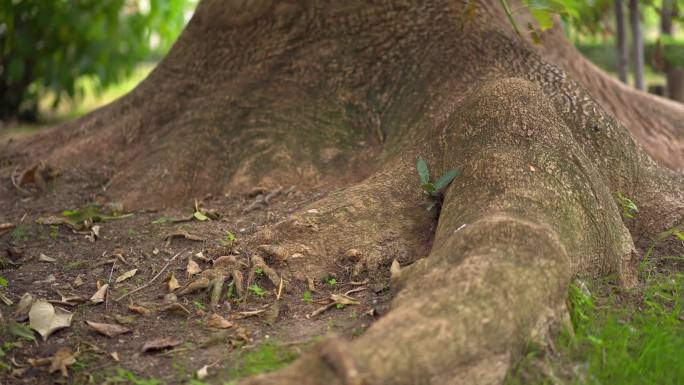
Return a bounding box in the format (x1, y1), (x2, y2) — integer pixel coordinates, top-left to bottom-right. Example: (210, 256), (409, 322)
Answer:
(239, 78), (678, 385)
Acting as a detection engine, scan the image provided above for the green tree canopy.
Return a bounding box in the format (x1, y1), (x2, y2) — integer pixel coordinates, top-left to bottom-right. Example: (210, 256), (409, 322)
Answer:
(0, 0), (193, 121)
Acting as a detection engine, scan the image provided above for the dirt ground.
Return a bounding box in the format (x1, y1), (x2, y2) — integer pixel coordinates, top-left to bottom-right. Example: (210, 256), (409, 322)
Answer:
(0, 181), (398, 384)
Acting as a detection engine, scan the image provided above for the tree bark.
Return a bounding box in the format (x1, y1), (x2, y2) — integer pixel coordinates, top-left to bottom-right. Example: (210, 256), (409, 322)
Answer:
(1, 1), (684, 384)
(629, 0), (645, 90)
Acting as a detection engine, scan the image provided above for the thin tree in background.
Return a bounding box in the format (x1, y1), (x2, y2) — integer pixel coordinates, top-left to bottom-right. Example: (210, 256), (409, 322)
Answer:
(659, 0), (684, 102)
(629, 0), (645, 90)
(615, 0), (628, 83)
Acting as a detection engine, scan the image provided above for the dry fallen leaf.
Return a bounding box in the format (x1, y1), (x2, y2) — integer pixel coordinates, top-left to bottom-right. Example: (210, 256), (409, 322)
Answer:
(141, 337), (181, 352)
(186, 258), (201, 277)
(72, 275), (84, 288)
(390, 258), (401, 286)
(128, 304), (152, 316)
(195, 251), (211, 262)
(0, 222), (15, 235)
(196, 365), (209, 380)
(262, 301), (280, 326)
(86, 321), (131, 338)
(38, 253), (56, 263)
(28, 301), (73, 341)
(48, 348), (77, 377)
(330, 293), (360, 306)
(115, 269), (138, 283)
(206, 313), (233, 329)
(165, 230), (204, 246)
(162, 303), (190, 317)
(114, 315), (136, 325)
(0, 292), (13, 306)
(90, 284), (108, 304)
(33, 274), (56, 285)
(111, 351), (120, 362)
(168, 273), (180, 292)
(177, 277), (210, 296)
(13, 293), (34, 321)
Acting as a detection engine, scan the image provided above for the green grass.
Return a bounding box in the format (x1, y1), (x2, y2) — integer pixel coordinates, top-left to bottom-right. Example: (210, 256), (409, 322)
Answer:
(106, 368), (164, 385)
(567, 273), (684, 385)
(224, 342), (299, 381)
(506, 267), (684, 385)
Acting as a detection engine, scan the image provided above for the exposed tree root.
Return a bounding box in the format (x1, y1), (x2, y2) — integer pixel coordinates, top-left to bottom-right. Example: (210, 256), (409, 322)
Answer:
(241, 78), (682, 384)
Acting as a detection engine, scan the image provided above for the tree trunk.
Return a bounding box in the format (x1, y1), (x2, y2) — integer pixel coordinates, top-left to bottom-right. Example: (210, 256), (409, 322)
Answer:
(667, 68), (684, 103)
(629, 0), (645, 90)
(660, 0), (684, 103)
(615, 0), (628, 84)
(2, 1), (684, 384)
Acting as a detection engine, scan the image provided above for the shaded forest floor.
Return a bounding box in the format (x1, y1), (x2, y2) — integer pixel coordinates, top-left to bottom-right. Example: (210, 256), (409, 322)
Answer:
(1, 178), (683, 384)
(0, 186), (390, 385)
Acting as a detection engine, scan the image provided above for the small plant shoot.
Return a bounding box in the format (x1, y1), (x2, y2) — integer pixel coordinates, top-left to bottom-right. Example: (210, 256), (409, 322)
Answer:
(615, 192), (638, 219)
(249, 284), (266, 297)
(416, 157), (459, 196)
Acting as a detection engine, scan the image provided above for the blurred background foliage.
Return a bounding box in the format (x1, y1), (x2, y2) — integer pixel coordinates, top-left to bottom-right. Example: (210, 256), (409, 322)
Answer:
(0, 0), (197, 123)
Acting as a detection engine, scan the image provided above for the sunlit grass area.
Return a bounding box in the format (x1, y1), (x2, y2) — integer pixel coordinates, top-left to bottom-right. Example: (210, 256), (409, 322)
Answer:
(506, 245), (684, 385)
(0, 63), (154, 140)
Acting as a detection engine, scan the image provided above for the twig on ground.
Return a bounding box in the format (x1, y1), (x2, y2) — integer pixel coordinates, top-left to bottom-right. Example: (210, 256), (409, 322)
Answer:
(233, 309), (265, 319)
(115, 252), (181, 301)
(308, 302), (336, 318)
(105, 259), (117, 311)
(276, 277), (284, 300)
(344, 287), (366, 296)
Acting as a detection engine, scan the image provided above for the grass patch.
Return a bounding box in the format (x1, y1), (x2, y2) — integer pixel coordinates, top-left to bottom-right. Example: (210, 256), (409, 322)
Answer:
(105, 368), (164, 385)
(566, 273), (684, 384)
(506, 266), (684, 384)
(224, 342), (299, 381)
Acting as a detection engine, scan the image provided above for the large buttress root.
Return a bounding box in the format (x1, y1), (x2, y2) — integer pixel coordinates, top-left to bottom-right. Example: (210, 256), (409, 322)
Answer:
(242, 79), (665, 384)
(250, 155), (435, 281)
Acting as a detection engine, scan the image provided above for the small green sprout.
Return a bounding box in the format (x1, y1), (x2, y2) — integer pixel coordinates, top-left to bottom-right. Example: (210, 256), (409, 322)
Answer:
(221, 230), (237, 247)
(193, 300), (205, 310)
(254, 267), (264, 276)
(10, 226), (28, 242)
(416, 156), (459, 196)
(302, 291), (313, 303)
(325, 276), (337, 286)
(0, 276), (7, 288)
(616, 192), (639, 219)
(49, 225), (59, 240)
(249, 284), (266, 297)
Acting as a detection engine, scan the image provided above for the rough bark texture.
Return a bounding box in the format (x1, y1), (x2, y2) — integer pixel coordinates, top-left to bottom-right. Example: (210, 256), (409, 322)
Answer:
(2, 1), (684, 384)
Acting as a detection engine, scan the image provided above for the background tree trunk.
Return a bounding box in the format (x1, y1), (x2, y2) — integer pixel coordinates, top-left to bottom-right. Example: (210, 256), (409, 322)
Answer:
(629, 0), (645, 90)
(660, 0), (684, 103)
(615, 0), (628, 84)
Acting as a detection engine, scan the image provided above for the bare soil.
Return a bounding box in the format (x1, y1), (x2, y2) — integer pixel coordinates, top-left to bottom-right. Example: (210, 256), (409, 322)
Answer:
(0, 184), (399, 384)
